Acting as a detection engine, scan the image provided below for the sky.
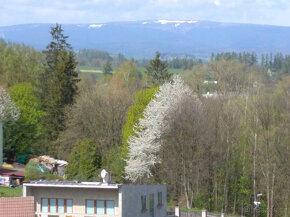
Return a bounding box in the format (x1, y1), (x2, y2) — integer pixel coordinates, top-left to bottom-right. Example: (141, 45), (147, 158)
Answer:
(1, 0), (290, 27)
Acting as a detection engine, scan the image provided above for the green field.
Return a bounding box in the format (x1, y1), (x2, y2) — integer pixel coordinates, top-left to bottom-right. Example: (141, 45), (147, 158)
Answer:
(77, 65), (103, 70)
(77, 65), (188, 83)
(77, 65), (187, 74)
(0, 186), (22, 197)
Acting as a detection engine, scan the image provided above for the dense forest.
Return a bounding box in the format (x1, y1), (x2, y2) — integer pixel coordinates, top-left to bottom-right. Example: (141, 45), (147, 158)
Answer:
(0, 25), (289, 217)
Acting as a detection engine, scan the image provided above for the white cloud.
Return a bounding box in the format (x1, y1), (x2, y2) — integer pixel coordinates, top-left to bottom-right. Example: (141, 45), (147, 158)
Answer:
(214, 0), (221, 6)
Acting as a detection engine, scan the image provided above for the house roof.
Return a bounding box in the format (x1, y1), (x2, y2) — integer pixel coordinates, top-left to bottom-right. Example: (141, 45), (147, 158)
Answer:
(24, 181), (120, 189)
(0, 168), (25, 177)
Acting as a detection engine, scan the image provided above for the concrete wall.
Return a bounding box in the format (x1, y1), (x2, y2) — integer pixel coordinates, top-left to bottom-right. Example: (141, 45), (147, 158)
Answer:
(24, 186), (120, 217)
(120, 184), (167, 217)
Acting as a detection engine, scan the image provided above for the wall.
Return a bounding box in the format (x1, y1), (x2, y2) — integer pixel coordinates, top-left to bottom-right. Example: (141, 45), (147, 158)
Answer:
(0, 196), (34, 217)
(120, 184), (167, 217)
(24, 186), (120, 217)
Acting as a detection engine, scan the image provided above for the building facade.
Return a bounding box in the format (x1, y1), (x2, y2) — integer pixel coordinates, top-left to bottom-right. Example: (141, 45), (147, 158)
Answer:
(23, 181), (167, 217)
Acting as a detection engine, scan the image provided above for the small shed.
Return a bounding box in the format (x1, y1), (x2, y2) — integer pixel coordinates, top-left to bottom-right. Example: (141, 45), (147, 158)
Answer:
(0, 169), (25, 186)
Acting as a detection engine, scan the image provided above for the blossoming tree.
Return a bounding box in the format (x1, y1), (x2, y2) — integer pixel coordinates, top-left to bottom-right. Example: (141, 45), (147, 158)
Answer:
(125, 75), (197, 182)
(0, 87), (20, 167)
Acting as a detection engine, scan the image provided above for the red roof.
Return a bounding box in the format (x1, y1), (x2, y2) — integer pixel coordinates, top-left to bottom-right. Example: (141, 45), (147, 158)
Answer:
(0, 197), (34, 217)
(0, 169), (24, 177)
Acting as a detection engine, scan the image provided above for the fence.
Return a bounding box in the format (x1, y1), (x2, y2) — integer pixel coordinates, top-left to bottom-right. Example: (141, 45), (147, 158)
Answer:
(180, 210), (203, 217)
(168, 207), (239, 217)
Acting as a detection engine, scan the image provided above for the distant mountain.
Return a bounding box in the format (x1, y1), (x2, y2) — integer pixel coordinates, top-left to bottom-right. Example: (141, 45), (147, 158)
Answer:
(1, 20), (290, 58)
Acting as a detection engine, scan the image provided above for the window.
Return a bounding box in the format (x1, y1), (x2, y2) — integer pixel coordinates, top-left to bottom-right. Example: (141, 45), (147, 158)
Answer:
(141, 195), (147, 211)
(86, 200), (95, 214)
(66, 200), (73, 213)
(58, 199), (64, 213)
(41, 198), (72, 213)
(149, 194), (154, 217)
(97, 200), (105, 214)
(85, 200), (114, 215)
(106, 201), (115, 216)
(157, 192), (163, 206)
(42, 198), (48, 212)
(50, 199), (57, 213)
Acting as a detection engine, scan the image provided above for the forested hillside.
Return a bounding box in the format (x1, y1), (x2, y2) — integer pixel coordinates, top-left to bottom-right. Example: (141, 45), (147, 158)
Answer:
(0, 25), (289, 217)
(2, 20), (290, 57)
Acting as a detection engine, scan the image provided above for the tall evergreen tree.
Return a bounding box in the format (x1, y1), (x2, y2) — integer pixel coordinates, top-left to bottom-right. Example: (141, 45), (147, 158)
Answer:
(103, 60), (113, 75)
(41, 24), (79, 146)
(146, 51), (171, 85)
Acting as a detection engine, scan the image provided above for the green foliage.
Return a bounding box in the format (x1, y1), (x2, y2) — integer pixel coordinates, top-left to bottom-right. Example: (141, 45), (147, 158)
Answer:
(77, 49), (112, 66)
(40, 24), (79, 147)
(0, 40), (44, 88)
(24, 160), (50, 181)
(4, 83), (44, 161)
(103, 60), (113, 74)
(114, 61), (143, 90)
(24, 160), (63, 181)
(101, 145), (124, 183)
(0, 186), (22, 197)
(146, 51), (171, 85)
(121, 86), (159, 159)
(65, 139), (101, 181)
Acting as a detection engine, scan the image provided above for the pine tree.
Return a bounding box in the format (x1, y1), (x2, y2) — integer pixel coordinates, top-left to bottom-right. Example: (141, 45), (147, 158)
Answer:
(41, 24), (79, 145)
(146, 51), (171, 85)
(103, 60), (113, 75)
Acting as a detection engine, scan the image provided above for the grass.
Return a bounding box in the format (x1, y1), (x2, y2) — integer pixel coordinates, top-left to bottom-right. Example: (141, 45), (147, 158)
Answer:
(77, 65), (187, 74)
(77, 65), (188, 83)
(0, 186), (22, 197)
(77, 65), (103, 71)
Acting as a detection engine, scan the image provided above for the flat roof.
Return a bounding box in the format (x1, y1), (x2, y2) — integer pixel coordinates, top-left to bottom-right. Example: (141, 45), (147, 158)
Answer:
(24, 181), (120, 189)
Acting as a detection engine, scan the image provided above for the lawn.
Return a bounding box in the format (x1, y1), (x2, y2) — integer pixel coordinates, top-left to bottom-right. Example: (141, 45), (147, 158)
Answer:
(0, 186), (22, 197)
(77, 65), (103, 71)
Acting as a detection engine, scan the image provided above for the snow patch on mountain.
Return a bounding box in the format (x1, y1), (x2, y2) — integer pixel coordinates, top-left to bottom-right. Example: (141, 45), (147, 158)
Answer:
(88, 24), (104, 28)
(155, 20), (198, 25)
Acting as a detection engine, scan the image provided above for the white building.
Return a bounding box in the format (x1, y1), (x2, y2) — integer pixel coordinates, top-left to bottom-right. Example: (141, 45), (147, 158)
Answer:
(23, 181), (167, 217)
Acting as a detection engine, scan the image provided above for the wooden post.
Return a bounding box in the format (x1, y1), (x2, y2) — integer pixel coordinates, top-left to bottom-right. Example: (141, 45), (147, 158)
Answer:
(0, 122), (3, 168)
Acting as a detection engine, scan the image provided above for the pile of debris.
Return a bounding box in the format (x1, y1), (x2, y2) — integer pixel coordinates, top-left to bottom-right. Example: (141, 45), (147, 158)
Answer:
(30, 156), (68, 177)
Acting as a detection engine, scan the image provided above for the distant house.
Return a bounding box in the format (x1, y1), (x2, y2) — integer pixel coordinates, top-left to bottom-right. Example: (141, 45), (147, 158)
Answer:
(0, 168), (24, 186)
(23, 181), (167, 217)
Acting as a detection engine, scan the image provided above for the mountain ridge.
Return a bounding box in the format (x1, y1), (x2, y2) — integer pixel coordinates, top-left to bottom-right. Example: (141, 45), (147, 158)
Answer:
(1, 20), (290, 58)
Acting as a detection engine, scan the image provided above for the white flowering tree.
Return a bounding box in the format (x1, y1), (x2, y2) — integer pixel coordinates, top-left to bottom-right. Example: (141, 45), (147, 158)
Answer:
(0, 87), (20, 167)
(125, 75), (196, 182)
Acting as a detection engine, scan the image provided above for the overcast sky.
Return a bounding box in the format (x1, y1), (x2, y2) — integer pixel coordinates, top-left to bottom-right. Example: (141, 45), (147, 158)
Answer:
(1, 0), (290, 26)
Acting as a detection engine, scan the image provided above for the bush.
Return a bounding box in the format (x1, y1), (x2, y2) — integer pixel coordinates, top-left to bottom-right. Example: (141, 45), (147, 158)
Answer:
(25, 160), (50, 181)
(65, 139), (101, 181)
(24, 160), (62, 181)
